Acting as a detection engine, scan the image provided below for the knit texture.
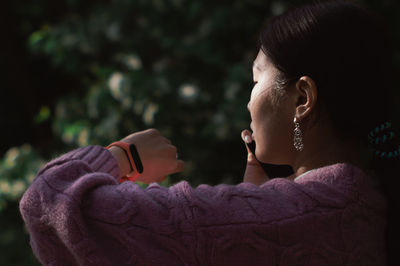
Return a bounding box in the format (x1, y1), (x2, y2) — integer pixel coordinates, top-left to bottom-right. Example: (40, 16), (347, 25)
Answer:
(19, 146), (387, 265)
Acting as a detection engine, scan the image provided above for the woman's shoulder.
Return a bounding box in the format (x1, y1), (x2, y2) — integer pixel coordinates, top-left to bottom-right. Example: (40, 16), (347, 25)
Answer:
(291, 162), (387, 211)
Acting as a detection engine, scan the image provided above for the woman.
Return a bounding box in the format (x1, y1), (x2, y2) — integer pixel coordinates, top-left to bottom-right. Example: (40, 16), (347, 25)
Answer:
(20, 0), (397, 265)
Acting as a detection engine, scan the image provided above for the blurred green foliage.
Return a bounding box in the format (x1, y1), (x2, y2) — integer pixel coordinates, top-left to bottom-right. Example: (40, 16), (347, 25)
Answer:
(0, 145), (44, 211)
(1, 0), (399, 264)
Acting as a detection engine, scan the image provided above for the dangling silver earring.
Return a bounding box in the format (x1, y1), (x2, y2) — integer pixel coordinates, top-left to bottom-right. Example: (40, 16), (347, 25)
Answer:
(293, 117), (304, 151)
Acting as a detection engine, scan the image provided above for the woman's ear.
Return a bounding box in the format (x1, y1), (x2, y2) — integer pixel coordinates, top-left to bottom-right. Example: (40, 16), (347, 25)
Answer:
(294, 76), (318, 121)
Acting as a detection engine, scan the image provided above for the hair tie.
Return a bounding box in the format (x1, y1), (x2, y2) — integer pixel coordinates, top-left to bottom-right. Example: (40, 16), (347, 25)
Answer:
(368, 121), (400, 159)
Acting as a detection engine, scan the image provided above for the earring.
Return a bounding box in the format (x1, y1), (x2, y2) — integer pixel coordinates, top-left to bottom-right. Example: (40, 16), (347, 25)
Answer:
(293, 117), (304, 151)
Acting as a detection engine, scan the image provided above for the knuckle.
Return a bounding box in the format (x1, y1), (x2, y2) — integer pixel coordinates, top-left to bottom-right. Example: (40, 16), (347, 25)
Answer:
(170, 145), (177, 153)
(148, 128), (160, 135)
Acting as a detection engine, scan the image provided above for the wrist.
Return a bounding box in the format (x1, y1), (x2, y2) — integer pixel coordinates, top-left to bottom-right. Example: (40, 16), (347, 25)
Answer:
(108, 146), (132, 178)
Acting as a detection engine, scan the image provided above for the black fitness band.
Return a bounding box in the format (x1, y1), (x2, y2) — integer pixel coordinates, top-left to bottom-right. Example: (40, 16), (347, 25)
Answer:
(129, 144), (144, 174)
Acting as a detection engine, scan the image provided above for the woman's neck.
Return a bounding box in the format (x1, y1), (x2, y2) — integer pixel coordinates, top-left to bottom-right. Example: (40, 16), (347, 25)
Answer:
(290, 127), (371, 180)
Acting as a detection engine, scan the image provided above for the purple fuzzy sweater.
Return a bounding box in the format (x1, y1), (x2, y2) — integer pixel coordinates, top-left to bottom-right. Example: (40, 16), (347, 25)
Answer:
(20, 146), (387, 265)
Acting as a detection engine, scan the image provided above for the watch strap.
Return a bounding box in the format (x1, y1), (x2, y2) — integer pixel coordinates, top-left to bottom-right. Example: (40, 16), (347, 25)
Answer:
(106, 141), (143, 182)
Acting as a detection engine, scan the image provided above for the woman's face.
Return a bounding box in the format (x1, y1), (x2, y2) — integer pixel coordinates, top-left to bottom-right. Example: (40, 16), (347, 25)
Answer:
(248, 50), (295, 164)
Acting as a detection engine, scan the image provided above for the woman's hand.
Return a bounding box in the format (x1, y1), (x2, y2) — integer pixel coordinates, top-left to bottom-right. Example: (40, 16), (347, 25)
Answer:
(109, 129), (185, 183)
(241, 130), (270, 185)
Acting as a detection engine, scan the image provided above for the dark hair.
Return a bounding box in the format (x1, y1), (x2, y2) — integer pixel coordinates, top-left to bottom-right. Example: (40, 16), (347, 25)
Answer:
(258, 0), (398, 264)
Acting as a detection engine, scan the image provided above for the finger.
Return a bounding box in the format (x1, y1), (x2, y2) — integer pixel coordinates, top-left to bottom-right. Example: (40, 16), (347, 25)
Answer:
(146, 128), (160, 135)
(163, 137), (172, 145)
(174, 160), (185, 173)
(166, 145), (180, 159)
(241, 129), (252, 143)
(245, 142), (253, 155)
(241, 130), (255, 155)
(168, 144), (177, 154)
(247, 151), (259, 165)
(241, 130), (260, 166)
(241, 129), (253, 144)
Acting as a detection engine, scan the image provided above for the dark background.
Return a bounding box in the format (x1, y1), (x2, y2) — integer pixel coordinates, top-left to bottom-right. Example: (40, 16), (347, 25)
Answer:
(1, 0), (399, 264)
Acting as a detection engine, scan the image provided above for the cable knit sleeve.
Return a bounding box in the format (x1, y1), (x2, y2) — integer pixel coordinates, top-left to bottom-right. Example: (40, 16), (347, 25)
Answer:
(19, 146), (198, 266)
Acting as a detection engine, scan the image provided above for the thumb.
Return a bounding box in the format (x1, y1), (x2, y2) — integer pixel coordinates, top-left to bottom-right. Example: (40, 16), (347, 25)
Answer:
(175, 160), (185, 172)
(168, 160), (185, 175)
